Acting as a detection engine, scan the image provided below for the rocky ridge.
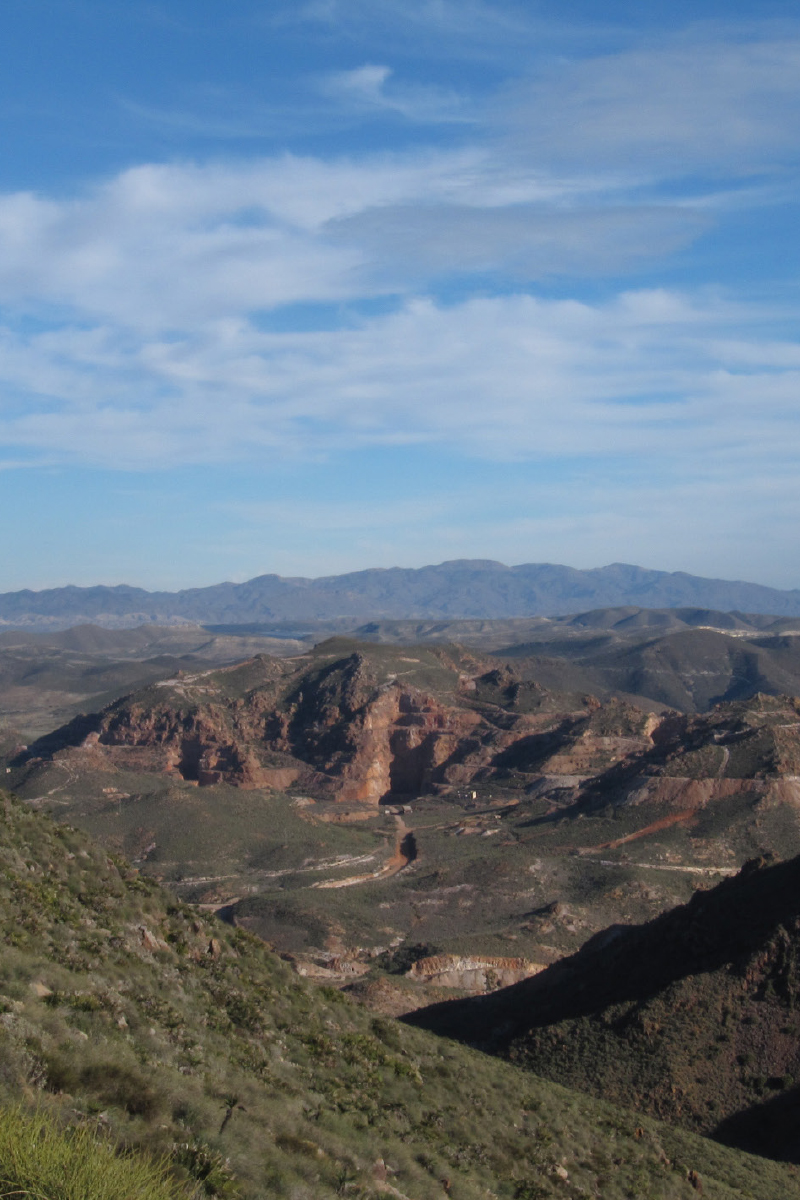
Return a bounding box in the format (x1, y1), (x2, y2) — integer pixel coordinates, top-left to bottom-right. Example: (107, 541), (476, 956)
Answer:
(14, 644), (800, 822)
(13, 642), (657, 804)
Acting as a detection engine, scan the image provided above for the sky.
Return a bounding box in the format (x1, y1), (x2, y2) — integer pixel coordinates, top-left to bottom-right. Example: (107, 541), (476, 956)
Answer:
(1, 0), (800, 592)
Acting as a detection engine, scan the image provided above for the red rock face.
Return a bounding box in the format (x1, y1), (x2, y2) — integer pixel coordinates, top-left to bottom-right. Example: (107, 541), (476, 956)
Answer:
(68, 660), (600, 801)
(93, 701), (303, 791)
(38, 650), (798, 810)
(331, 685), (485, 802)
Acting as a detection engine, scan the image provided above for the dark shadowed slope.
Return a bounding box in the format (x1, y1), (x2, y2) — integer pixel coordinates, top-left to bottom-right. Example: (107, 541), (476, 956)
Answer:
(407, 852), (800, 1162)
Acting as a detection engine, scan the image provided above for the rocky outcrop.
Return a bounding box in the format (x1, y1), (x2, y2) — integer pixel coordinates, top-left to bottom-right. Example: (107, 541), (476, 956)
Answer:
(407, 954), (544, 992)
(332, 684), (484, 802)
(21, 645), (599, 801)
(19, 645), (800, 814)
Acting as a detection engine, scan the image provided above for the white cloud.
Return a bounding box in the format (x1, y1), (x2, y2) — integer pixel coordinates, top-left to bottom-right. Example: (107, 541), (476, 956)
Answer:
(0, 150), (691, 335)
(1, 284), (798, 481)
(327, 64), (394, 105)
(498, 34), (800, 175)
(322, 63), (475, 123)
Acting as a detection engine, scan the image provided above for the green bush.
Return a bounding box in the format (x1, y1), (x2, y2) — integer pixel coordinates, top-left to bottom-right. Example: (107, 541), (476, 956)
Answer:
(0, 1104), (186, 1200)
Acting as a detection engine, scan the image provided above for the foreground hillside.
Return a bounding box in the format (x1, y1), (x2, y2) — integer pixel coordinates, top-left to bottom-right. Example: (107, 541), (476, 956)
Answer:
(408, 852), (800, 1163)
(1, 791), (793, 1199)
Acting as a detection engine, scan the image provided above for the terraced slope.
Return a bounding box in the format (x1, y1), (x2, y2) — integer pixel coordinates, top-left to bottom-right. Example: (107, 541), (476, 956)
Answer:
(3, 791), (797, 1199)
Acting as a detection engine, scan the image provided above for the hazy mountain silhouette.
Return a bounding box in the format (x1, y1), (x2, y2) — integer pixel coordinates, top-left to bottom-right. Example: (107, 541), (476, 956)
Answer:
(3, 560), (800, 630)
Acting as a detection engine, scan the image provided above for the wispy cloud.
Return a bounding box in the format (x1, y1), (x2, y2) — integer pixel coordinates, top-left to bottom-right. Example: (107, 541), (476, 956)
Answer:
(284, 0), (537, 50)
(1, 18), (799, 591)
(0, 150), (669, 333)
(321, 64), (475, 124)
(327, 203), (710, 279)
(497, 34), (800, 176)
(1, 284), (798, 478)
(0, 98), (795, 477)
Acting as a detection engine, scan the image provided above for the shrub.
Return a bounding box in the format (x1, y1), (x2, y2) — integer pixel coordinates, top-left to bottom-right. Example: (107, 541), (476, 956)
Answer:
(0, 1103), (185, 1200)
(174, 1138), (240, 1197)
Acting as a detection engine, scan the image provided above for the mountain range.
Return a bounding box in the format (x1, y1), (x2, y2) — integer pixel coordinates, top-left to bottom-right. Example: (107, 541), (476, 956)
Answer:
(4, 560), (800, 630)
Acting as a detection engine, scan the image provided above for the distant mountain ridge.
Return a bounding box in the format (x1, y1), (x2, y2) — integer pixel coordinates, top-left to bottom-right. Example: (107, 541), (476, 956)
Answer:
(3, 559), (800, 630)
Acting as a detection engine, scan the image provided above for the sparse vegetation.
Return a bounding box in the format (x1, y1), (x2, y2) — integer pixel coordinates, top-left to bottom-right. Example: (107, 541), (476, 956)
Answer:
(1, 788), (799, 1198)
(409, 852), (800, 1164)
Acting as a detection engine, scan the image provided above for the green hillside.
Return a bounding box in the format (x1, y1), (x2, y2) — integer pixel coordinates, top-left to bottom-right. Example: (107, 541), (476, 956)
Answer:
(0, 789), (797, 1199)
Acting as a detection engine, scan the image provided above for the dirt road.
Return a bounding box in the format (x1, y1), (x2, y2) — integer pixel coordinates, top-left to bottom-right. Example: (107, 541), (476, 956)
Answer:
(312, 816), (417, 889)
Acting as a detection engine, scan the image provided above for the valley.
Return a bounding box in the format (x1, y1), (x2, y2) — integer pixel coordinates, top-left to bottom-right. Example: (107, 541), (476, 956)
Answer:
(4, 605), (800, 1191)
(5, 623), (800, 1011)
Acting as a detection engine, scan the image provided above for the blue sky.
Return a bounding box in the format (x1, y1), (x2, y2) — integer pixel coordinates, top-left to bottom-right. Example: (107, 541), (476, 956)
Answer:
(1, 1), (800, 591)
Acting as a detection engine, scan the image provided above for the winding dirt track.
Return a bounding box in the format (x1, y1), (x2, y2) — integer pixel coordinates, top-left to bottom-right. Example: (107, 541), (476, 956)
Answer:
(579, 857), (737, 877)
(311, 817), (417, 890)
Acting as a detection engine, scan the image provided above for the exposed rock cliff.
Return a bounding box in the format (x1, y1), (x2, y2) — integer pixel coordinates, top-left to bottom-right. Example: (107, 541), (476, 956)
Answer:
(15, 643), (800, 820)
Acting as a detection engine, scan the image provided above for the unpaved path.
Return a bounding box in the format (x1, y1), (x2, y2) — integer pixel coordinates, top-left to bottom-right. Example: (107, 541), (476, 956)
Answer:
(26, 762), (81, 806)
(717, 744), (730, 777)
(312, 817), (417, 889)
(171, 851), (380, 891)
(579, 857), (737, 877)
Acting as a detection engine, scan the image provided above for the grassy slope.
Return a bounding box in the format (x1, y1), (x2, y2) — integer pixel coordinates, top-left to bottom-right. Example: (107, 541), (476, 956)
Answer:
(0, 792), (797, 1200)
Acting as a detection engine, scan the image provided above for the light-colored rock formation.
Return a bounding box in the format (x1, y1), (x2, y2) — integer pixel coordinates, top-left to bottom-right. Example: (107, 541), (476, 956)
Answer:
(407, 953), (544, 992)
